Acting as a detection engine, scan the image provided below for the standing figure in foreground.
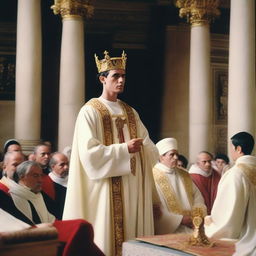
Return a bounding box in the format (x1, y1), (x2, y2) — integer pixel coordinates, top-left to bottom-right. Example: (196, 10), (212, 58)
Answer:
(205, 131), (256, 256)
(63, 50), (159, 256)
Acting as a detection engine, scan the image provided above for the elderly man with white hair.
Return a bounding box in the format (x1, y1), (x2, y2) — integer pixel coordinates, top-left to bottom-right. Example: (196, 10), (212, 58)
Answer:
(153, 138), (206, 235)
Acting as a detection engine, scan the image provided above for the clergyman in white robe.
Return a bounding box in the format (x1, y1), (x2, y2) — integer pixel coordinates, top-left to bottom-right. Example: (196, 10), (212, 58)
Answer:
(205, 155), (256, 256)
(153, 162), (206, 234)
(8, 178), (55, 224)
(63, 96), (159, 256)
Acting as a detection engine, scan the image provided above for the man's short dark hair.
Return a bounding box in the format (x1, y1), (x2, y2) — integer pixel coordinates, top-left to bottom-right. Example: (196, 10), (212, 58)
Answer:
(178, 154), (188, 168)
(231, 131), (254, 155)
(214, 153), (230, 164)
(97, 70), (110, 81)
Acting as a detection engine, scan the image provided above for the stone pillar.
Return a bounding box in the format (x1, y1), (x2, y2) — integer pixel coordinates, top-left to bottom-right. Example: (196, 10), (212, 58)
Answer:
(161, 25), (190, 157)
(51, 0), (94, 151)
(228, 0), (255, 147)
(15, 0), (42, 154)
(176, 0), (220, 162)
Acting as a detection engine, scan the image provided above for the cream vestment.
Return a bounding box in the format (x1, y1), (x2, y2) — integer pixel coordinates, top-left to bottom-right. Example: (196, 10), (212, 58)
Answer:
(63, 97), (158, 256)
(8, 179), (55, 224)
(0, 208), (30, 232)
(205, 155), (256, 256)
(153, 162), (205, 234)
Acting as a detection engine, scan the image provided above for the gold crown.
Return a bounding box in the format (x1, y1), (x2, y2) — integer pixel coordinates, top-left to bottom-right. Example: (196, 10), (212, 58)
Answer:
(94, 50), (127, 73)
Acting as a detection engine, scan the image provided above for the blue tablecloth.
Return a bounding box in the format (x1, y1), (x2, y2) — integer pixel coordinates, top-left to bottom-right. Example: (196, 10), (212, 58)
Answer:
(122, 240), (195, 256)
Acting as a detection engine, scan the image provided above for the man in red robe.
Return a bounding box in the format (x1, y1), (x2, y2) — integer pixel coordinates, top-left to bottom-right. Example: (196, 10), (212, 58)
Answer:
(188, 151), (220, 214)
(0, 157), (104, 256)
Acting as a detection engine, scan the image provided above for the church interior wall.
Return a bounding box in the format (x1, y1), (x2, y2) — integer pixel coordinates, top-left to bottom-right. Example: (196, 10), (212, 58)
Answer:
(0, 1), (231, 157)
(160, 25), (190, 158)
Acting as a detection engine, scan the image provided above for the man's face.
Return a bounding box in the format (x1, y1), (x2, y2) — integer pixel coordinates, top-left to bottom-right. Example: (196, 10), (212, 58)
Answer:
(160, 150), (179, 168)
(51, 154), (69, 178)
(215, 159), (226, 170)
(101, 69), (126, 95)
(7, 144), (22, 153)
(3, 152), (24, 179)
(177, 160), (184, 169)
(21, 165), (43, 193)
(197, 153), (212, 173)
(35, 145), (51, 168)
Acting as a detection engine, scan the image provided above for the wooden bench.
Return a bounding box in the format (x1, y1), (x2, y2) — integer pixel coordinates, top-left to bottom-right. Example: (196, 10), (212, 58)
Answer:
(0, 226), (61, 256)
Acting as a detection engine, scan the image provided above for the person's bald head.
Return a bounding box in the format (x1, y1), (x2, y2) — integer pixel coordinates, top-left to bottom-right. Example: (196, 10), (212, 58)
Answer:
(3, 151), (26, 179)
(49, 152), (69, 178)
(196, 151), (213, 173)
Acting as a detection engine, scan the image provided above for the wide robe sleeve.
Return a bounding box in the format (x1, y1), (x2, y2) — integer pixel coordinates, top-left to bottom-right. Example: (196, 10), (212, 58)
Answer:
(0, 208), (31, 232)
(192, 183), (206, 209)
(204, 168), (249, 239)
(154, 183), (183, 234)
(76, 105), (132, 180)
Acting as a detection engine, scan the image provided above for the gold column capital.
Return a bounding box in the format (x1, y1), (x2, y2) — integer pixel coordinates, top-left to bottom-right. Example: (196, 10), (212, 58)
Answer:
(51, 0), (94, 19)
(175, 0), (220, 26)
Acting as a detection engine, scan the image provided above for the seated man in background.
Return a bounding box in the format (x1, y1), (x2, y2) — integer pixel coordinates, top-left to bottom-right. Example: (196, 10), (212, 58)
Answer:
(46, 152), (69, 219)
(189, 151), (220, 214)
(0, 151), (29, 222)
(177, 154), (189, 170)
(34, 144), (52, 175)
(3, 139), (22, 154)
(213, 153), (230, 176)
(0, 139), (22, 178)
(1, 160), (104, 256)
(205, 131), (256, 256)
(153, 138), (206, 234)
(0, 151), (25, 192)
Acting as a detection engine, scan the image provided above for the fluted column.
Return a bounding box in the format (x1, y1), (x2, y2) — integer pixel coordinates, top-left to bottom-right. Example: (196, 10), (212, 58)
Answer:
(176, 0), (220, 162)
(51, 0), (94, 151)
(228, 0), (255, 145)
(15, 0), (42, 154)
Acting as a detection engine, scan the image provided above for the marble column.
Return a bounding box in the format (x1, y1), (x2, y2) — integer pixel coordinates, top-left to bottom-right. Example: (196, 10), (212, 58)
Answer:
(51, 0), (94, 151)
(176, 0), (220, 162)
(228, 0), (255, 147)
(160, 25), (190, 157)
(15, 0), (42, 154)
(189, 24), (212, 162)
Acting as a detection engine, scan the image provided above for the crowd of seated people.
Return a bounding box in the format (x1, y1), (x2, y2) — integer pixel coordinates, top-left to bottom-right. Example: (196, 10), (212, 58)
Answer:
(0, 139), (104, 256)
(0, 136), (254, 255)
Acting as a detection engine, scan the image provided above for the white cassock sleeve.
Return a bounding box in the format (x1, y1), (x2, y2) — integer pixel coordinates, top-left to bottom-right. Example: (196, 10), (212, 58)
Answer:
(76, 105), (131, 180)
(192, 183), (206, 209)
(154, 182), (183, 234)
(0, 209), (31, 232)
(204, 169), (248, 239)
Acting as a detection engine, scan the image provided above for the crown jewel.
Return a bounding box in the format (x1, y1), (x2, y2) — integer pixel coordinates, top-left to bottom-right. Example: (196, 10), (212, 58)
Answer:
(94, 50), (127, 73)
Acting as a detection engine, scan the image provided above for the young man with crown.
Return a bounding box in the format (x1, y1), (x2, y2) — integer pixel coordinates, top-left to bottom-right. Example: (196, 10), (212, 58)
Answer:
(63, 50), (159, 256)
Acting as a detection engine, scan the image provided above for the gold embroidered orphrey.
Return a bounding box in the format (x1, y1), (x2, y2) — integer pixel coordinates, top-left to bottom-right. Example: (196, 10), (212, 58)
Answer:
(86, 98), (137, 256)
(238, 163), (256, 186)
(153, 168), (194, 216)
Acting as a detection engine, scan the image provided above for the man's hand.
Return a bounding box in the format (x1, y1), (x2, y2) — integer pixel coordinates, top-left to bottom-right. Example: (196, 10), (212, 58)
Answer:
(36, 223), (53, 228)
(181, 215), (193, 228)
(127, 138), (143, 153)
(204, 216), (212, 226)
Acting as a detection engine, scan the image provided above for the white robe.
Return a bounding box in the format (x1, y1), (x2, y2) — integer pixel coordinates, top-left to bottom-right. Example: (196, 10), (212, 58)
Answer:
(8, 180), (55, 224)
(0, 208), (31, 232)
(204, 155), (256, 256)
(153, 162), (205, 234)
(49, 171), (68, 187)
(63, 97), (159, 256)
